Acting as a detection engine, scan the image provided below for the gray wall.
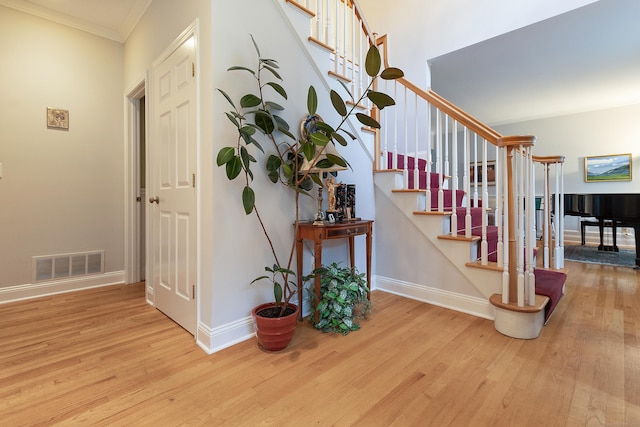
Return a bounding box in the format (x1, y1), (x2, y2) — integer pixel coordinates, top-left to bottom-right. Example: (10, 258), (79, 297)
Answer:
(0, 6), (124, 288)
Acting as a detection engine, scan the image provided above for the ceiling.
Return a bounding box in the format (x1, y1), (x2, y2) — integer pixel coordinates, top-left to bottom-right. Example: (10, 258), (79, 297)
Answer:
(0, 0), (150, 42)
(429, 0), (640, 125)
(2, 0), (638, 126)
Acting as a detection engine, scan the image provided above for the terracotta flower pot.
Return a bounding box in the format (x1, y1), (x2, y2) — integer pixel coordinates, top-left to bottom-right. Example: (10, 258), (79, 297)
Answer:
(252, 302), (299, 351)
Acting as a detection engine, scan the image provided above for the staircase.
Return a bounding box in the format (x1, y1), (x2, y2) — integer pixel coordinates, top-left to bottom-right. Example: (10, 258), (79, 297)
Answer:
(279, 0), (567, 339)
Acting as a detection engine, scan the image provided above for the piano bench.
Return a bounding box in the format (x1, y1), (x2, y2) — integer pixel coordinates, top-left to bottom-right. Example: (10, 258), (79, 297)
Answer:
(580, 219), (616, 246)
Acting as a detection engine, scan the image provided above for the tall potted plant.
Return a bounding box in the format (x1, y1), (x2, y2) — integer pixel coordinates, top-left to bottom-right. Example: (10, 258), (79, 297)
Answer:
(217, 36), (402, 351)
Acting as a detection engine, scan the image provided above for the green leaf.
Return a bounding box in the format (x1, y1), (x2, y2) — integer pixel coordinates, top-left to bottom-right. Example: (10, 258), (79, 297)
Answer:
(330, 90), (347, 117)
(266, 154), (282, 172)
(217, 89), (237, 109)
(267, 170), (279, 183)
(265, 101), (284, 111)
(240, 146), (251, 170)
(254, 110), (276, 134)
(242, 185), (255, 214)
(250, 34), (261, 57)
(381, 67), (404, 80)
(339, 128), (357, 141)
(250, 275), (269, 285)
(240, 125), (256, 135)
(216, 147), (235, 166)
(273, 115), (290, 131)
(224, 112), (240, 128)
(315, 121), (335, 135)
(227, 66), (256, 76)
(274, 282), (283, 305)
(365, 45), (381, 77)
(337, 80), (354, 101)
(240, 94), (261, 108)
(263, 65), (282, 80)
(261, 58), (279, 69)
(275, 266), (295, 275)
(368, 91), (396, 110)
(310, 132), (330, 146)
(332, 133), (348, 147)
(226, 156), (242, 180)
(325, 153), (347, 167)
(279, 127), (296, 141)
(265, 82), (287, 100)
(310, 173), (323, 186)
(247, 135), (263, 153)
(302, 142), (316, 160)
(307, 86), (318, 116)
(356, 112), (381, 129)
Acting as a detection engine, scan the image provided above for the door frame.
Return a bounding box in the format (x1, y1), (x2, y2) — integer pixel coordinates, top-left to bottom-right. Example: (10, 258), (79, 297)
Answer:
(124, 79), (147, 289)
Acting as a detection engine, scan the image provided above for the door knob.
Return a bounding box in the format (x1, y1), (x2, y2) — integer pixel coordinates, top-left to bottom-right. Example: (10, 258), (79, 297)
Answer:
(149, 196), (160, 204)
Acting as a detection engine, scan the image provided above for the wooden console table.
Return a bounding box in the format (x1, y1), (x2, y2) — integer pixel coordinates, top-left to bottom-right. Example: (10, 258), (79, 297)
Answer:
(296, 219), (373, 321)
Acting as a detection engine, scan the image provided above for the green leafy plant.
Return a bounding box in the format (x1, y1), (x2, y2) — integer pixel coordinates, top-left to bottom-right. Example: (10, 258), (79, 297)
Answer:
(216, 35), (403, 317)
(305, 262), (371, 334)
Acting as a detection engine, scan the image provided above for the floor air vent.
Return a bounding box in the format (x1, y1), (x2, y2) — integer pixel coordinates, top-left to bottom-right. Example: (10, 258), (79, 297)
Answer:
(32, 251), (104, 282)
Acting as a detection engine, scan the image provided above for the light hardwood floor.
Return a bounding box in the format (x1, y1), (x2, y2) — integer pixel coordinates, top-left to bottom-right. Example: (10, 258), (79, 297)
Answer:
(1, 260), (639, 426)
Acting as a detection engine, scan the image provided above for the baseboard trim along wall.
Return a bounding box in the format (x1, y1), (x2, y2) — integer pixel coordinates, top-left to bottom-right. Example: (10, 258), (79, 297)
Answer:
(375, 275), (495, 320)
(196, 317), (255, 355)
(0, 271), (125, 304)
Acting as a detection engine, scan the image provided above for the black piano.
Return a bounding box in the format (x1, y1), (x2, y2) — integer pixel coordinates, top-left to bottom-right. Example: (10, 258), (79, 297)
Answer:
(564, 193), (640, 267)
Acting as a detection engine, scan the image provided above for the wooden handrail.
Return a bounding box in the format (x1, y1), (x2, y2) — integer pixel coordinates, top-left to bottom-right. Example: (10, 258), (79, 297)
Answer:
(375, 35), (501, 144)
(533, 155), (565, 164)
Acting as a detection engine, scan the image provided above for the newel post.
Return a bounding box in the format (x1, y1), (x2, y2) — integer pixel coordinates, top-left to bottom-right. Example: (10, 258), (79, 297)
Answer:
(498, 135), (536, 304)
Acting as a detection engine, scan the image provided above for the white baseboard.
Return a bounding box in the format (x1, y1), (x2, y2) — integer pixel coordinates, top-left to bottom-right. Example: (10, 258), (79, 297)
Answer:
(0, 271), (125, 304)
(196, 316), (255, 354)
(375, 275), (494, 320)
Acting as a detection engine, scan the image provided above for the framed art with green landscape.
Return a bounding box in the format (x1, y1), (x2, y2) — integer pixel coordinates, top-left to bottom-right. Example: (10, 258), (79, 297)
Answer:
(584, 153), (632, 182)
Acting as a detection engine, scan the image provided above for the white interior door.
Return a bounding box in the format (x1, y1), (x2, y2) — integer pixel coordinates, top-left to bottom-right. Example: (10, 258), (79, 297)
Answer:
(148, 29), (198, 334)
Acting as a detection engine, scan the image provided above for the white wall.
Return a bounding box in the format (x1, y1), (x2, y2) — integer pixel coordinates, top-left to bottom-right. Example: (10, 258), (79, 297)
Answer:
(495, 103), (640, 245)
(209, 1), (376, 331)
(0, 6), (124, 289)
(359, 0), (596, 86)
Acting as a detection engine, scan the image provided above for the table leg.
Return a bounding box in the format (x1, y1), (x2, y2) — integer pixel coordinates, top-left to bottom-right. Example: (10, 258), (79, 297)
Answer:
(313, 239), (322, 324)
(296, 235), (304, 321)
(366, 227), (372, 295)
(348, 236), (355, 271)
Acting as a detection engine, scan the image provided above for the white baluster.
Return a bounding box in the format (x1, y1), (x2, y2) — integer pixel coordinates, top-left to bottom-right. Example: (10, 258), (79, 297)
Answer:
(315, 0), (323, 41)
(464, 129), (471, 238)
(413, 93), (419, 191)
(496, 144), (503, 268)
(481, 139), (488, 265)
(557, 161), (565, 268)
(403, 86), (409, 189)
(501, 147), (510, 304)
(451, 120), (458, 237)
(543, 163), (550, 268)
(425, 103), (432, 211)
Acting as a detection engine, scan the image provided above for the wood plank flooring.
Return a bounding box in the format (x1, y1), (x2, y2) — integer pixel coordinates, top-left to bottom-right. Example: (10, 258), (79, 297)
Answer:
(1, 260), (639, 426)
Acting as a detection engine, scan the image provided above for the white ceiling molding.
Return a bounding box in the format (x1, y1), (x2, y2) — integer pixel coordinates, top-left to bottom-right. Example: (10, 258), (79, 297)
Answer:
(0, 0), (151, 43)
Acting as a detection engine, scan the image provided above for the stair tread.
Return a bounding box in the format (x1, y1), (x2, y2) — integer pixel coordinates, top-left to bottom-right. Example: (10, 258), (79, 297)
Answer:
(489, 293), (549, 313)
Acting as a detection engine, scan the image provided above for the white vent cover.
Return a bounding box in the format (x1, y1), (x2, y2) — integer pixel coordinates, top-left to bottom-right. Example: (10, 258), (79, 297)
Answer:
(32, 250), (104, 282)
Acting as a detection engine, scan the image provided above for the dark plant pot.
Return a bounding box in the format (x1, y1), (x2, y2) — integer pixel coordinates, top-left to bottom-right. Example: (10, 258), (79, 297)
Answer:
(252, 303), (299, 352)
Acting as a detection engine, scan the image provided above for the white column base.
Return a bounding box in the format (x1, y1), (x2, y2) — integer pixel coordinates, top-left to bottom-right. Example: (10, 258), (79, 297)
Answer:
(493, 306), (545, 339)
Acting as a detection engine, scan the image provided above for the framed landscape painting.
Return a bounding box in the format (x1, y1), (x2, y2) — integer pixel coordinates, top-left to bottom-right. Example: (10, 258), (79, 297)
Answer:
(584, 153), (632, 182)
